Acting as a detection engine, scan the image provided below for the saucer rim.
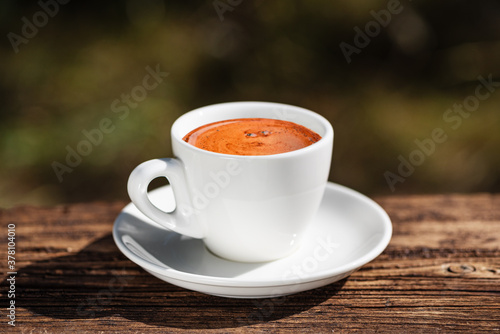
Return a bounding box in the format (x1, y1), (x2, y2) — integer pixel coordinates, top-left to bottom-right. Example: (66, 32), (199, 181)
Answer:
(112, 182), (392, 288)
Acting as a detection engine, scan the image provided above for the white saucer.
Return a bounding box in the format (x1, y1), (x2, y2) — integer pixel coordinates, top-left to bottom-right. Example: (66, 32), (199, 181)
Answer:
(112, 182), (392, 298)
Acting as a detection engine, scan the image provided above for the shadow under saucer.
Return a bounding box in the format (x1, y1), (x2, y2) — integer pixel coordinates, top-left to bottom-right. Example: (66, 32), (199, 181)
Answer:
(1, 234), (345, 329)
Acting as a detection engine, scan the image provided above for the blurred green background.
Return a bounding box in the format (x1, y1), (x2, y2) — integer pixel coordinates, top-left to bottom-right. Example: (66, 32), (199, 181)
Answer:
(1, 0), (499, 208)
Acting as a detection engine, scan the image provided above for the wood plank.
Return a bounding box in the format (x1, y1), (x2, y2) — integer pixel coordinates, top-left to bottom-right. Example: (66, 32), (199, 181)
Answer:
(0, 194), (499, 332)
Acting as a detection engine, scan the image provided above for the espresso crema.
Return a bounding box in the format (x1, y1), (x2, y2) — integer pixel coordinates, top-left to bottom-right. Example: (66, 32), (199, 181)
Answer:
(182, 118), (322, 155)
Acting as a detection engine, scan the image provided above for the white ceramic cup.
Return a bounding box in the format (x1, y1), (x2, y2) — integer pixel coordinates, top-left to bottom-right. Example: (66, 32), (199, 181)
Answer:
(127, 101), (334, 262)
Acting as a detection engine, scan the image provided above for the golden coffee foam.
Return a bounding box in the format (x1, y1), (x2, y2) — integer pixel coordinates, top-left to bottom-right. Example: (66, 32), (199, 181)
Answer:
(183, 118), (321, 155)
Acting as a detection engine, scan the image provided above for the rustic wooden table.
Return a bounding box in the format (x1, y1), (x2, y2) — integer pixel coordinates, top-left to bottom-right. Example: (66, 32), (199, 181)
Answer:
(1, 193), (499, 333)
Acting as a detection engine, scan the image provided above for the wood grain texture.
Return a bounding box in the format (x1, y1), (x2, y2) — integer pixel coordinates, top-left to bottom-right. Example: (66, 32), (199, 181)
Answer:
(0, 194), (499, 333)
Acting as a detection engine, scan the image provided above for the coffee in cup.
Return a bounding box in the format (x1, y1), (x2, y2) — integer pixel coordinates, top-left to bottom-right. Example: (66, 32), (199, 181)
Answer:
(127, 102), (334, 262)
(182, 118), (322, 156)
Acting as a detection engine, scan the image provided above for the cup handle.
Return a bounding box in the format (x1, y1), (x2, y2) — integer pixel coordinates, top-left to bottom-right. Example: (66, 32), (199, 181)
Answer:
(127, 158), (204, 238)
